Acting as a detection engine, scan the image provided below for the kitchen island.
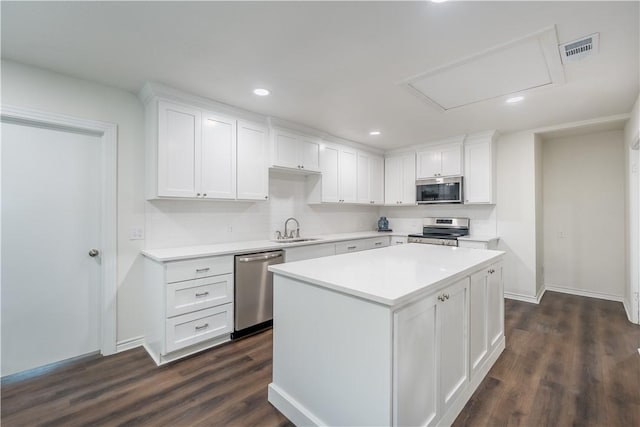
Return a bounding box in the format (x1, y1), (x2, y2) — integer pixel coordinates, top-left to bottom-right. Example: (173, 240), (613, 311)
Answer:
(268, 243), (505, 427)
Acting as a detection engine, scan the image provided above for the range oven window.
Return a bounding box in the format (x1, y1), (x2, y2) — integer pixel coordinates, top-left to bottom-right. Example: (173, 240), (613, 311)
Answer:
(417, 181), (461, 203)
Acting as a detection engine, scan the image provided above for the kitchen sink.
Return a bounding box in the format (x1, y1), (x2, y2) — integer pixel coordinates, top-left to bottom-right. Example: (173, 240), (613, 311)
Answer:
(271, 238), (320, 243)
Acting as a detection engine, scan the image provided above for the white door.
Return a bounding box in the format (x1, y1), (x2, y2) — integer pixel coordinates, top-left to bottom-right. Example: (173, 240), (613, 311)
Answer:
(384, 156), (401, 205)
(237, 121), (268, 201)
(299, 137), (320, 171)
(1, 121), (102, 376)
(464, 142), (491, 203)
(416, 149), (440, 178)
(356, 152), (370, 204)
(201, 113), (236, 199)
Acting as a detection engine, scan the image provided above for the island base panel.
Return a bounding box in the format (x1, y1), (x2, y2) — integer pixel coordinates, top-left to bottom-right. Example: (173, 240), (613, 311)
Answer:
(269, 275), (393, 426)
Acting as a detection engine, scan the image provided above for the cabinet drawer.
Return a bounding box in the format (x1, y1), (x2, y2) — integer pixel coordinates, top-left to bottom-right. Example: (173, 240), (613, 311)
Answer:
(165, 303), (233, 353)
(335, 240), (364, 254)
(165, 256), (233, 283)
(166, 274), (233, 318)
(365, 237), (390, 250)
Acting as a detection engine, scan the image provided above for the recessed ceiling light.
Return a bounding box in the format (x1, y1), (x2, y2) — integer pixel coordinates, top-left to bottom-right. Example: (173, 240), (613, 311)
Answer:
(431, 0), (449, 3)
(253, 88), (270, 96)
(369, 130), (381, 136)
(506, 96), (525, 104)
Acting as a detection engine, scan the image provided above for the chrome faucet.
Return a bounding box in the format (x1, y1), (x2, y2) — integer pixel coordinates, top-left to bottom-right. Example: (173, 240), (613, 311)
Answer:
(284, 217), (300, 239)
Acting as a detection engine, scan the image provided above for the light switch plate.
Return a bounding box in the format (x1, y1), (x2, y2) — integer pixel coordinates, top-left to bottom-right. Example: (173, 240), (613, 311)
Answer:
(129, 226), (144, 240)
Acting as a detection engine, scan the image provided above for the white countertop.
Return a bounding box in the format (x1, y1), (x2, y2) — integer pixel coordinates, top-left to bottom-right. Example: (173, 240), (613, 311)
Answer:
(269, 244), (504, 307)
(141, 231), (407, 262)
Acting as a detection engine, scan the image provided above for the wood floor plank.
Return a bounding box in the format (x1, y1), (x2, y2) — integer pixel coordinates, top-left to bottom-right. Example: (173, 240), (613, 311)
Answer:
(2, 291), (638, 427)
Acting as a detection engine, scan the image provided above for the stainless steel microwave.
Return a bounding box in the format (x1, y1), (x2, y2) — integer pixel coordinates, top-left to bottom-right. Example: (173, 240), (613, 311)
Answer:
(416, 176), (463, 204)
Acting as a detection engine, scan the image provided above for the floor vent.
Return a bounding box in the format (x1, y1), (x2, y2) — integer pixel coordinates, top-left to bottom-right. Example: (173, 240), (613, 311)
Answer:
(559, 33), (599, 64)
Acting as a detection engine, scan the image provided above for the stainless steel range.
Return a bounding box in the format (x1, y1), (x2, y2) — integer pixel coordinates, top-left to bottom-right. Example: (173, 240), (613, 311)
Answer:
(408, 217), (470, 246)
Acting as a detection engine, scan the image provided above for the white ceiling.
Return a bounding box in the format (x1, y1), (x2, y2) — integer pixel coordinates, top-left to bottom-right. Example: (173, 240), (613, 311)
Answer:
(1, 1), (638, 150)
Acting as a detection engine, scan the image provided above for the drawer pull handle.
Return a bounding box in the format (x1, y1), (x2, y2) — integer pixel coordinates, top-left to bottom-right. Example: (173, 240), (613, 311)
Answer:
(347, 246), (356, 250)
(195, 323), (209, 330)
(195, 291), (209, 297)
(375, 242), (382, 246)
(195, 268), (210, 273)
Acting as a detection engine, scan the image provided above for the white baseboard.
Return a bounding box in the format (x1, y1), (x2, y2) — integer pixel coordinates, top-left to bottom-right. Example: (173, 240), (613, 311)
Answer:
(268, 383), (327, 426)
(544, 284), (624, 303)
(116, 336), (144, 353)
(623, 298), (632, 322)
(504, 289), (544, 304)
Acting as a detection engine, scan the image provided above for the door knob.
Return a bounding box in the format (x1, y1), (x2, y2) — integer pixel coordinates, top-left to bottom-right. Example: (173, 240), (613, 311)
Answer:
(88, 249), (100, 257)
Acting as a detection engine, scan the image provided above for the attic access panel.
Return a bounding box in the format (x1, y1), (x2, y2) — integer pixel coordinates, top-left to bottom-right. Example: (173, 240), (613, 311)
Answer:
(403, 26), (565, 111)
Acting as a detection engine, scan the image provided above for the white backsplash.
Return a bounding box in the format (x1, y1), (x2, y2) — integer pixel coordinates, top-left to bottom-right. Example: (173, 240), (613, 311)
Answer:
(145, 171), (380, 249)
(380, 204), (497, 236)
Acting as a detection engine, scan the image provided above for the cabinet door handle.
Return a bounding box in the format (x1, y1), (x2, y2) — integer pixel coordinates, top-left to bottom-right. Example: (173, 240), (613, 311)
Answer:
(194, 323), (209, 330)
(195, 267), (210, 273)
(197, 193), (201, 197)
(445, 293), (450, 300)
(203, 193), (207, 197)
(438, 294), (445, 302)
(375, 242), (383, 246)
(195, 291), (209, 297)
(264, 195), (269, 199)
(301, 165), (305, 169)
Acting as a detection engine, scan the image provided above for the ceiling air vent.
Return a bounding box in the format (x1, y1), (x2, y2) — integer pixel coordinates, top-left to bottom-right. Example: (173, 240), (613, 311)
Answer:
(559, 33), (599, 64)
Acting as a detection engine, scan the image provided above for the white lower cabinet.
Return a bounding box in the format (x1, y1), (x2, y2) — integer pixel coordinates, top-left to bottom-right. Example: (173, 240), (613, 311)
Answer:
(394, 277), (469, 426)
(335, 236), (389, 254)
(284, 243), (336, 262)
(469, 261), (504, 380)
(144, 255), (234, 365)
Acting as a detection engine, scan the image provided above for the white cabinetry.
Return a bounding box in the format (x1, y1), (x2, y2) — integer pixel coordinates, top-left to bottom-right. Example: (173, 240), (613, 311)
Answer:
(416, 144), (462, 179)
(201, 112), (237, 199)
(395, 277), (469, 426)
(384, 153), (416, 205)
(237, 121), (269, 200)
(272, 129), (320, 172)
(469, 261), (503, 380)
(335, 236), (389, 254)
(318, 144), (357, 203)
(146, 98), (269, 201)
(144, 255), (234, 365)
(391, 236), (408, 245)
(464, 131), (497, 204)
(284, 243), (337, 263)
(357, 152), (385, 205)
(156, 101), (201, 198)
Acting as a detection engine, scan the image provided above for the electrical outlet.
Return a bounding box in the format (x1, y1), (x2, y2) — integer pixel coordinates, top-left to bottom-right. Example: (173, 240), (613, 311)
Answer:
(129, 226), (144, 240)
(557, 231), (566, 239)
(227, 226), (233, 233)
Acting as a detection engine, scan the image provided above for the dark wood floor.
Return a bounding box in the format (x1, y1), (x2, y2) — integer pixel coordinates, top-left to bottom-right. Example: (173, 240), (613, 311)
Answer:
(2, 291), (638, 426)
(454, 291), (640, 427)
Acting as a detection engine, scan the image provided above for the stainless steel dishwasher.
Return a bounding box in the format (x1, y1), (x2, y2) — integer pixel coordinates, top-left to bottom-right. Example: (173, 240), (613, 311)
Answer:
(233, 250), (284, 339)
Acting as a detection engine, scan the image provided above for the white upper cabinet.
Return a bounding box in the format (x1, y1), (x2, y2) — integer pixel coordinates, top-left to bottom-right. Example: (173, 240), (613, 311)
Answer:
(416, 143), (462, 179)
(338, 147), (357, 203)
(201, 112), (236, 199)
(357, 152), (385, 205)
(314, 143), (357, 203)
(273, 129), (320, 172)
(237, 121), (269, 201)
(157, 101), (201, 198)
(319, 144), (340, 202)
(385, 153), (416, 205)
(463, 131), (497, 204)
(146, 97), (269, 201)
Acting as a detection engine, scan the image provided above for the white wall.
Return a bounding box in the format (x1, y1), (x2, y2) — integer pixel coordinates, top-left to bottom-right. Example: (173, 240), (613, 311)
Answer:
(495, 131), (539, 302)
(534, 134), (544, 296)
(624, 93), (639, 323)
(378, 204), (496, 236)
(542, 130), (625, 300)
(146, 171), (378, 248)
(1, 60), (147, 345)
